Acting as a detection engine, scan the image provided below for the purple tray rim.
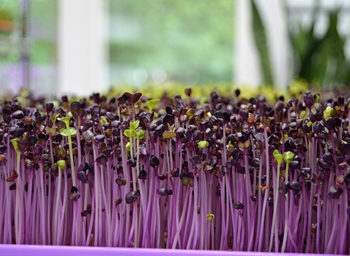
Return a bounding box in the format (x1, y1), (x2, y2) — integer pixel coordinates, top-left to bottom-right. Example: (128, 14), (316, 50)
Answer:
(0, 244), (343, 256)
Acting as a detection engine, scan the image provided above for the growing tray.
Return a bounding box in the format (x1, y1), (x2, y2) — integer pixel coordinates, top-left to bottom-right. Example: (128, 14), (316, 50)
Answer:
(0, 245), (342, 256)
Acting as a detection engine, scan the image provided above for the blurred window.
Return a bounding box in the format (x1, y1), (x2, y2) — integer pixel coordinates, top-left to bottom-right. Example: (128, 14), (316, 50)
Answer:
(30, 0), (57, 95)
(0, 0), (57, 95)
(286, 0), (350, 58)
(0, 0), (21, 93)
(2, 0), (235, 94)
(108, 0), (234, 86)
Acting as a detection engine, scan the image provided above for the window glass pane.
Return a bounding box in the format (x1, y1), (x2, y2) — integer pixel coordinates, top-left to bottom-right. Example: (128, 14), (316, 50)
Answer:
(108, 0), (234, 86)
(30, 0), (57, 95)
(0, 0), (57, 95)
(0, 0), (21, 93)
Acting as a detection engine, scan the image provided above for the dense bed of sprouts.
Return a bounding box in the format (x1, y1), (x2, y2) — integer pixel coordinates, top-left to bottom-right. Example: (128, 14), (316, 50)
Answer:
(0, 89), (349, 253)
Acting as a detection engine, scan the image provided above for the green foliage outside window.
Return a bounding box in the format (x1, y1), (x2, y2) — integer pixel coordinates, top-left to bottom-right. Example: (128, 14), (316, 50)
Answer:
(109, 0), (234, 84)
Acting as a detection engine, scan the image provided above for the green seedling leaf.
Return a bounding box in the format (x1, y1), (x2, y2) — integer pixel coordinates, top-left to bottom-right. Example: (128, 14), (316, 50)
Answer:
(315, 94), (320, 103)
(280, 134), (288, 143)
(57, 112), (73, 127)
(60, 127), (77, 137)
(283, 151), (294, 164)
(57, 160), (66, 170)
(162, 131), (176, 139)
(130, 121), (140, 130)
(273, 149), (283, 164)
(52, 113), (59, 124)
(21, 88), (28, 98)
(146, 99), (160, 112)
(53, 100), (59, 108)
(11, 138), (21, 157)
(198, 141), (209, 149)
(200, 97), (207, 105)
(186, 109), (194, 119)
(207, 213), (215, 221)
(100, 117), (108, 125)
(228, 141), (234, 149)
(124, 129), (132, 138)
(16, 97), (25, 106)
(323, 106), (333, 120)
(136, 129), (145, 140)
(126, 142), (131, 151)
(300, 111), (307, 119)
(16, 89), (28, 106)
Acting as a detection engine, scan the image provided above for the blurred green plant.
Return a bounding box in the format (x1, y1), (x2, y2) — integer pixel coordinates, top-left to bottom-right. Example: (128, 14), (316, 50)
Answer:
(250, 0), (274, 86)
(0, 8), (13, 21)
(288, 7), (350, 89)
(251, 0), (350, 89)
(108, 82), (291, 103)
(109, 0), (234, 84)
(0, 7), (14, 35)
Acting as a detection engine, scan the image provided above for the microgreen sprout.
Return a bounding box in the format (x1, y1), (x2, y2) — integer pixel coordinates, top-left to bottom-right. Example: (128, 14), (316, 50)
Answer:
(197, 141), (209, 149)
(0, 90), (348, 253)
(146, 99), (160, 113)
(124, 120), (143, 247)
(58, 113), (77, 188)
(281, 151), (294, 252)
(11, 138), (23, 244)
(270, 150), (283, 252)
(323, 106), (333, 120)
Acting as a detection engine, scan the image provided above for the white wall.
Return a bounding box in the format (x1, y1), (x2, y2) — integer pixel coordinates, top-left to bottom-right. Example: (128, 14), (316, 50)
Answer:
(58, 0), (108, 96)
(234, 0), (262, 88)
(234, 0), (290, 88)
